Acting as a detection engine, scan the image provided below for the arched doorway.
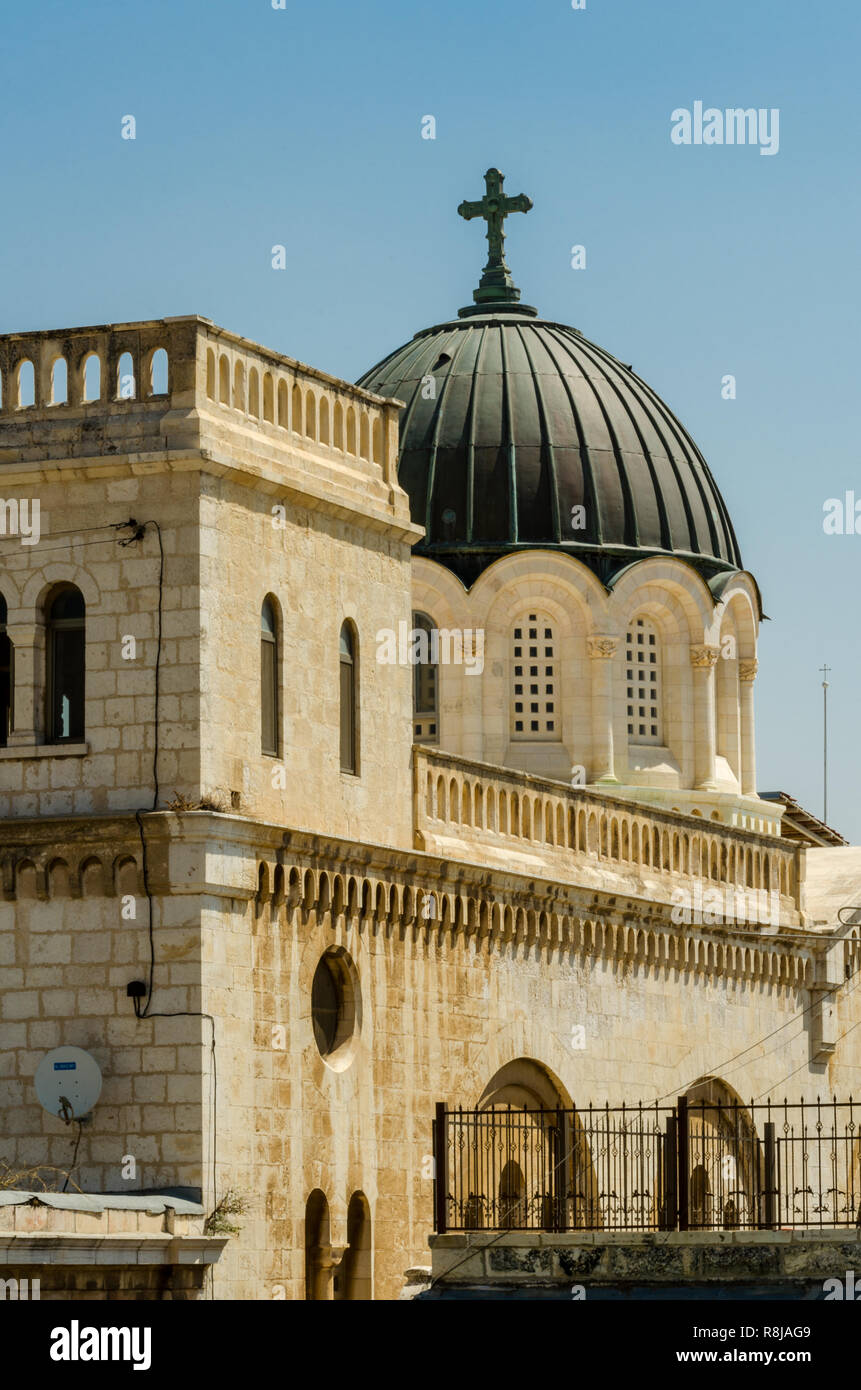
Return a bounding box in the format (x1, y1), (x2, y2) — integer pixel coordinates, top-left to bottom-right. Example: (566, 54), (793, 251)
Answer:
(684, 1077), (758, 1229)
(689, 1164), (711, 1227)
(499, 1160), (526, 1228)
(470, 1058), (598, 1231)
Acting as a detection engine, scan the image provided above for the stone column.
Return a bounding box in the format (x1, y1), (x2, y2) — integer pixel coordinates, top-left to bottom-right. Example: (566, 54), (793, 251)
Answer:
(690, 643), (719, 790)
(587, 635), (619, 783)
(310, 1243), (346, 1301)
(738, 658), (758, 797)
(6, 623), (44, 746)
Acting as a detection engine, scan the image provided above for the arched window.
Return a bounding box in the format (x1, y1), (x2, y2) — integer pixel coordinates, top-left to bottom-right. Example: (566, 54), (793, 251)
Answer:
(0, 594), (12, 747)
(46, 586), (85, 742)
(117, 351), (135, 400)
(510, 611), (557, 740)
(83, 354), (101, 403)
(412, 611), (438, 744)
(17, 360), (35, 407)
(626, 616), (662, 745)
(149, 347), (169, 396)
(51, 357), (68, 405)
(339, 621), (358, 774)
(261, 597), (279, 756)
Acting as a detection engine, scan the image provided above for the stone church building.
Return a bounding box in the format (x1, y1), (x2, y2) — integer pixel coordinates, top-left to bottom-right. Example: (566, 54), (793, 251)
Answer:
(0, 173), (859, 1300)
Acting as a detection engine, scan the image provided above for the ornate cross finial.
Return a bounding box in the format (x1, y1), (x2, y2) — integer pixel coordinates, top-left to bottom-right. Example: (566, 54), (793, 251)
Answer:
(458, 168), (533, 308)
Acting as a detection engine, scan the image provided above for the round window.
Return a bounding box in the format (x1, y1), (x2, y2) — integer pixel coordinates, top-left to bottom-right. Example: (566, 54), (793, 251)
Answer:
(311, 948), (359, 1070)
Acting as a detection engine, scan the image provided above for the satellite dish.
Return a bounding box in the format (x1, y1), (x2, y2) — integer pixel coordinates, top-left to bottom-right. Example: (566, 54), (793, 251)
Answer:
(35, 1047), (102, 1121)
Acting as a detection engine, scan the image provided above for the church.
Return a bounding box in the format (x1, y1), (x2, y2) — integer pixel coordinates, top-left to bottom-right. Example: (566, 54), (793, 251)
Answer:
(0, 171), (859, 1300)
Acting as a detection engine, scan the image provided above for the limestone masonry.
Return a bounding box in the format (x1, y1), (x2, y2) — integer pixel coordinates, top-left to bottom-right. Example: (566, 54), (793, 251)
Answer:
(0, 312), (858, 1300)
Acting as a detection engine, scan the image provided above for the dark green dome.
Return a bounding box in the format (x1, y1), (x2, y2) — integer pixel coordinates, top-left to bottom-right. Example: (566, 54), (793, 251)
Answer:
(357, 304), (742, 588)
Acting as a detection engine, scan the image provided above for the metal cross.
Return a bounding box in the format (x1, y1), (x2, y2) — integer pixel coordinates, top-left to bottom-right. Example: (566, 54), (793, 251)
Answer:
(458, 169), (532, 304)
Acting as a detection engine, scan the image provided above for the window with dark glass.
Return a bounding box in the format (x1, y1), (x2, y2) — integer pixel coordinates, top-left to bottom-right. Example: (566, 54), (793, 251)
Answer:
(47, 586), (85, 743)
(0, 595), (11, 747)
(261, 597), (278, 756)
(339, 622), (357, 773)
(312, 953), (341, 1056)
(412, 610), (438, 743)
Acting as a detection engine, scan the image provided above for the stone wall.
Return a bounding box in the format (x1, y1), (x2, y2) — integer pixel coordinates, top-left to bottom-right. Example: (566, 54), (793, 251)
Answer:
(422, 1230), (861, 1298)
(1, 811), (859, 1301)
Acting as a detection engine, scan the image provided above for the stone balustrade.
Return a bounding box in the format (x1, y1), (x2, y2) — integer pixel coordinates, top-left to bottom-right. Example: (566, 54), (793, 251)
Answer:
(414, 747), (804, 924)
(0, 316), (401, 488)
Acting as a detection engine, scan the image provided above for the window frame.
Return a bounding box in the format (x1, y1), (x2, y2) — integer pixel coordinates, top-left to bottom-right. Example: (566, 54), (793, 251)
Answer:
(0, 594), (11, 747)
(412, 610), (439, 744)
(510, 610), (559, 742)
(625, 615), (663, 747)
(339, 620), (359, 775)
(261, 596), (280, 758)
(46, 584), (86, 745)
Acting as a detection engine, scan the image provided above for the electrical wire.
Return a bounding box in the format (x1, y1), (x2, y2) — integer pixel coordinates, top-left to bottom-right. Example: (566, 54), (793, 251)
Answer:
(753, 1013), (861, 1102)
(62, 1122), (84, 1193)
(119, 520), (217, 1261)
(0, 522), (120, 544)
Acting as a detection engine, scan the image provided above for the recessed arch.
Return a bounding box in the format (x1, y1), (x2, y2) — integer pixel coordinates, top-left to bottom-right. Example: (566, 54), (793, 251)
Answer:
(233, 360), (246, 411)
(304, 1190), (331, 1301)
(338, 1192), (372, 1300)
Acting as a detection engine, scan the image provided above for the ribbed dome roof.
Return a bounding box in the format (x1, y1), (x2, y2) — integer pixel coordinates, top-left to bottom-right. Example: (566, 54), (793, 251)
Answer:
(357, 307), (742, 588)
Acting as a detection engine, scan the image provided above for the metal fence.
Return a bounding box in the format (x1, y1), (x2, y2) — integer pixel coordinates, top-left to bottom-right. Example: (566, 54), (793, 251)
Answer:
(432, 1097), (861, 1234)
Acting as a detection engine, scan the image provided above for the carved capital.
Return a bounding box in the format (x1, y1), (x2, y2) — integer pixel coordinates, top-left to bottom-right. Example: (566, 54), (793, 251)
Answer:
(738, 658), (759, 683)
(587, 635), (618, 660)
(689, 643), (720, 670)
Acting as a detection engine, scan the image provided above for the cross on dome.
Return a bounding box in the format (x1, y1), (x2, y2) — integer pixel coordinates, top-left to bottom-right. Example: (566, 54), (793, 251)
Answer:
(458, 168), (533, 309)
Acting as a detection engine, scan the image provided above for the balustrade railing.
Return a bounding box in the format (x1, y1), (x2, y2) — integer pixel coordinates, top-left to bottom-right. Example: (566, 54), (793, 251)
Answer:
(432, 1097), (861, 1233)
(415, 748), (802, 917)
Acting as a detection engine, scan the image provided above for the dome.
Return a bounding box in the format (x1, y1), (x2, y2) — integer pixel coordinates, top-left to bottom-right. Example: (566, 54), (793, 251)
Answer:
(357, 170), (742, 589)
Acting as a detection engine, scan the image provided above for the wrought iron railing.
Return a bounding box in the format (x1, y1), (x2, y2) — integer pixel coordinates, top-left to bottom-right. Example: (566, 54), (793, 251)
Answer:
(432, 1097), (861, 1234)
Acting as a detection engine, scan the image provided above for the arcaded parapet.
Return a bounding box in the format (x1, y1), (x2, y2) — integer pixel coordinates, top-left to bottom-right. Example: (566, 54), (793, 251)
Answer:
(0, 318), (421, 844)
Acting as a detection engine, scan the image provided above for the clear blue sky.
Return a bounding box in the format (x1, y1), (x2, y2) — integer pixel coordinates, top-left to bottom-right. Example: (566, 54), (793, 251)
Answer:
(3, 0), (859, 840)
